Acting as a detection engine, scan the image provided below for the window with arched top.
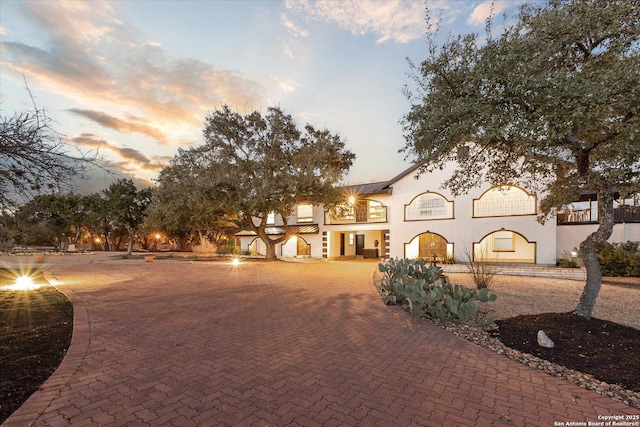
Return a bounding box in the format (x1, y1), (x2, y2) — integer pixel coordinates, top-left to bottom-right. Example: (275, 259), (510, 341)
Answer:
(473, 230), (536, 263)
(405, 192), (454, 221)
(473, 185), (536, 218)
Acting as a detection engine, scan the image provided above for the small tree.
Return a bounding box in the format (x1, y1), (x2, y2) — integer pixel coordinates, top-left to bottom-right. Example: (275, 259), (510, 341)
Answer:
(164, 105), (355, 260)
(402, 0), (640, 319)
(103, 179), (152, 255)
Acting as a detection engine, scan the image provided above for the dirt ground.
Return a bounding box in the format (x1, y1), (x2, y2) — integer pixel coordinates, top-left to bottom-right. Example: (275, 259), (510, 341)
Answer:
(0, 268), (73, 423)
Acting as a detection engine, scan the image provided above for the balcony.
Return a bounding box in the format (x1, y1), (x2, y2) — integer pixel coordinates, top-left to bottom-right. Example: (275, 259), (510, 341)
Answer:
(325, 204), (388, 225)
(557, 205), (640, 224)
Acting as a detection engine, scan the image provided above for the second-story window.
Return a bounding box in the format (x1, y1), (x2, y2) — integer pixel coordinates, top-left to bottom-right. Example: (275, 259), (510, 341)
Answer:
(266, 212), (275, 225)
(473, 185), (536, 218)
(405, 192), (454, 221)
(297, 204), (314, 223)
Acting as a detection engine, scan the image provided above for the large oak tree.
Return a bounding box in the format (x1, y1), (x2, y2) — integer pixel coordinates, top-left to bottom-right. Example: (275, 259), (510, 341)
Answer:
(402, 0), (639, 318)
(166, 105), (355, 260)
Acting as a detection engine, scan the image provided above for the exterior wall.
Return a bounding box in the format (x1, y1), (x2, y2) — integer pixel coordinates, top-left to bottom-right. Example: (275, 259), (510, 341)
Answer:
(237, 204), (324, 258)
(385, 164), (557, 265)
(556, 223), (640, 258)
(234, 163), (640, 265)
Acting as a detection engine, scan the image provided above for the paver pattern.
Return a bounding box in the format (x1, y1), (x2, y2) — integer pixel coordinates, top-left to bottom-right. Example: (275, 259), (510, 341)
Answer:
(3, 256), (638, 426)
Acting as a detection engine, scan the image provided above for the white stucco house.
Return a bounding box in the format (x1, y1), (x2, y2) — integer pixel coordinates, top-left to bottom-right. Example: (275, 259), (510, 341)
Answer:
(236, 163), (640, 264)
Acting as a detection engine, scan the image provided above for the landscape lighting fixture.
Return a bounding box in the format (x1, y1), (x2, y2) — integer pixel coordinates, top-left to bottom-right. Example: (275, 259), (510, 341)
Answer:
(231, 257), (241, 267)
(9, 275), (40, 291)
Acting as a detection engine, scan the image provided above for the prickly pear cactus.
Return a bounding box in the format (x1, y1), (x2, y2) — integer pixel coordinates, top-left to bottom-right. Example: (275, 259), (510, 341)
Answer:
(377, 258), (497, 325)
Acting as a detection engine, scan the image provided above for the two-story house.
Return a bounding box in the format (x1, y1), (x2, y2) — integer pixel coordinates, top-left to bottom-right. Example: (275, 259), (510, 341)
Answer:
(236, 163), (639, 264)
(235, 162), (553, 262)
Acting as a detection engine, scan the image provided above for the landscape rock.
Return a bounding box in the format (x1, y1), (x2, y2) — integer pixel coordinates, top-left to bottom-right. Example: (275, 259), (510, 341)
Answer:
(537, 330), (555, 348)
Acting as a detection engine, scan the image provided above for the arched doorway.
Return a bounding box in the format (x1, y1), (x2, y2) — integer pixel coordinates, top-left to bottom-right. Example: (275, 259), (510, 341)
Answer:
(405, 232), (453, 260)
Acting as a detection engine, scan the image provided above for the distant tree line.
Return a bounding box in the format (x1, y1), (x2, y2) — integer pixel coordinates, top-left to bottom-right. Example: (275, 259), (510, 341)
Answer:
(0, 178), (243, 256)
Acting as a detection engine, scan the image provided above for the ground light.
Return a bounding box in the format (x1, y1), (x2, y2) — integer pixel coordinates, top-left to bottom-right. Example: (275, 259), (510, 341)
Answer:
(2, 275), (41, 291)
(231, 257), (241, 267)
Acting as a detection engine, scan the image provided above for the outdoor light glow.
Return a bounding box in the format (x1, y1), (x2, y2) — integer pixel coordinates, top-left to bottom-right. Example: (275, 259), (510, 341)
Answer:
(7, 275), (41, 291)
(231, 258), (241, 267)
(348, 195), (356, 205)
(155, 234), (161, 239)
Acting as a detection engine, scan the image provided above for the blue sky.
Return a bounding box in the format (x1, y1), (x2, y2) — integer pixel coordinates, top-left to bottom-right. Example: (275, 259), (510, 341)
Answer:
(1, 0), (525, 194)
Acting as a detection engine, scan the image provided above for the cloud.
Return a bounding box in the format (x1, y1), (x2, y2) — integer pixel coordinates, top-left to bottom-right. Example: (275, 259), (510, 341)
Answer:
(68, 109), (168, 143)
(467, 0), (512, 26)
(272, 78), (297, 93)
(0, 1), (265, 134)
(69, 133), (170, 175)
(281, 13), (309, 38)
(283, 0), (444, 44)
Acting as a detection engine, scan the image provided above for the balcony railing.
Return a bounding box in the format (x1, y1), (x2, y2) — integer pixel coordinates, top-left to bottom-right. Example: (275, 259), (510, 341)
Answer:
(557, 206), (640, 224)
(325, 205), (388, 225)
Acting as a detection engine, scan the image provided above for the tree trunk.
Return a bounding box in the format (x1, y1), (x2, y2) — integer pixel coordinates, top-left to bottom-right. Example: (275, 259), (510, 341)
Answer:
(247, 214), (283, 261)
(126, 226), (134, 256)
(573, 188), (615, 319)
(263, 237), (278, 261)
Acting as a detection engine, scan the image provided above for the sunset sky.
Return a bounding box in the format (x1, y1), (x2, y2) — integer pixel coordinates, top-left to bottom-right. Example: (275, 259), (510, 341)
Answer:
(1, 0), (525, 194)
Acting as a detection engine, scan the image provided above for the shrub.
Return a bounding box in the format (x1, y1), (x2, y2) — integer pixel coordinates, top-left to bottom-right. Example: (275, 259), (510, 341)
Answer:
(597, 241), (640, 277)
(217, 243), (240, 255)
(378, 258), (497, 325)
(463, 246), (500, 290)
(440, 254), (458, 264)
(192, 240), (217, 254)
(557, 258), (578, 268)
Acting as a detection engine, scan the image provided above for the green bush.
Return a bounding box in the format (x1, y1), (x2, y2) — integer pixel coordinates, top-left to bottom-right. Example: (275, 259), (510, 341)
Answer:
(378, 258), (497, 325)
(596, 241), (640, 277)
(440, 255), (458, 264)
(217, 243), (239, 255)
(557, 258), (578, 268)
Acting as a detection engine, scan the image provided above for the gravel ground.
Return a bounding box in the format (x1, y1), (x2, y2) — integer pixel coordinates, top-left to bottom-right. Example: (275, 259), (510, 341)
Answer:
(445, 273), (640, 329)
(439, 272), (640, 408)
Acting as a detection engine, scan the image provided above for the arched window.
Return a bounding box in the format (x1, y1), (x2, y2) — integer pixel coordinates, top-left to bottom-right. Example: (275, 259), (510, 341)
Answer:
(405, 192), (454, 221)
(473, 185), (536, 217)
(473, 230), (536, 263)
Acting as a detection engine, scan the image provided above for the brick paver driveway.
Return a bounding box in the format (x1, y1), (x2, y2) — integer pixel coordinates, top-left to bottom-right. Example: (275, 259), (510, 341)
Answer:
(4, 257), (637, 426)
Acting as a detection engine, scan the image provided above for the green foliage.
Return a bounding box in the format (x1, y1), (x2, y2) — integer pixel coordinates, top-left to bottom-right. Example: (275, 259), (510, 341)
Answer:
(199, 106), (355, 260)
(102, 179), (152, 255)
(403, 0), (640, 319)
(160, 106), (355, 260)
(13, 193), (89, 249)
(557, 258), (579, 268)
(378, 258), (497, 325)
(440, 255), (457, 265)
(596, 242), (640, 277)
(217, 242), (240, 255)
